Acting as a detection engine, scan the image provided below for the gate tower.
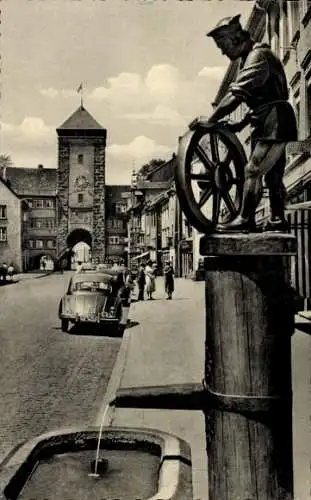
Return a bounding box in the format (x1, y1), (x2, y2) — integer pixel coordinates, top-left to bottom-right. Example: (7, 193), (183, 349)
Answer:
(56, 105), (106, 264)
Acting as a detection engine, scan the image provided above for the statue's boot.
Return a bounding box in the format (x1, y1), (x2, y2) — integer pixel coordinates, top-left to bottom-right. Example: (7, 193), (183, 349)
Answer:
(216, 215), (257, 232)
(264, 217), (289, 232)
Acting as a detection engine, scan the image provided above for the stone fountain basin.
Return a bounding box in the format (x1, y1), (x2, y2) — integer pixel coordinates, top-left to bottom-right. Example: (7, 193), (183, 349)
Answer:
(0, 427), (193, 500)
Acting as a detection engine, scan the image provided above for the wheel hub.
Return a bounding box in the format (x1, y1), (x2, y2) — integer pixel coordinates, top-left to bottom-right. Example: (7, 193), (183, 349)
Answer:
(215, 165), (233, 190)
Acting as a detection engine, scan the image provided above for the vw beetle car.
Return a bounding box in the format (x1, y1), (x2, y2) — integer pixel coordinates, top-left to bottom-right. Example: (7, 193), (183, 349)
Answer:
(58, 270), (129, 335)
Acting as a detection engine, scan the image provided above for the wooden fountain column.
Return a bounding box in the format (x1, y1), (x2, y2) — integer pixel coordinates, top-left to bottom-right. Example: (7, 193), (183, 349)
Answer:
(200, 232), (296, 500)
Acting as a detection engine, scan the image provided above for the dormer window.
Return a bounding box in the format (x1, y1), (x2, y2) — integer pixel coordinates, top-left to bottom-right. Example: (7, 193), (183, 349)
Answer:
(78, 154), (84, 165)
(78, 193), (84, 203)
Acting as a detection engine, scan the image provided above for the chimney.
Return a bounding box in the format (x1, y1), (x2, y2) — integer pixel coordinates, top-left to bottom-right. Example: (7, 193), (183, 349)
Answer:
(0, 166), (7, 181)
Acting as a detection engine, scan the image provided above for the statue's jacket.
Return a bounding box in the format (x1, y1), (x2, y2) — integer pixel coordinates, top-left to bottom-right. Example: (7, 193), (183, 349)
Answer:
(229, 42), (298, 143)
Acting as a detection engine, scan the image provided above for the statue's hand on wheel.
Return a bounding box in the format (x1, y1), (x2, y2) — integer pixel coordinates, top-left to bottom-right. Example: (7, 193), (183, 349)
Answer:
(188, 116), (212, 130)
(223, 120), (245, 133)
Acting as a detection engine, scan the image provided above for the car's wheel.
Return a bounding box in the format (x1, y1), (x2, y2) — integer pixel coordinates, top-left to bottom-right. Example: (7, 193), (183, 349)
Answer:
(110, 323), (125, 338)
(61, 318), (69, 332)
(117, 324), (126, 337)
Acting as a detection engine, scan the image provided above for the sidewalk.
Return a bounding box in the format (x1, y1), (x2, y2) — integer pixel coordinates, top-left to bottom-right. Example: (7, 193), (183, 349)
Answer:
(101, 276), (311, 500)
(101, 278), (209, 499)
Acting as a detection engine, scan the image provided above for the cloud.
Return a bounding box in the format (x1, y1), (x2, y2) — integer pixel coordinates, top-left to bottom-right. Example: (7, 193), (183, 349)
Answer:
(40, 88), (59, 99)
(1, 117), (57, 167)
(145, 64), (182, 102)
(197, 66), (227, 81)
(39, 63), (227, 126)
(123, 104), (187, 127)
(40, 88), (77, 99)
(2, 117), (55, 145)
(89, 66), (181, 106)
(107, 135), (172, 162)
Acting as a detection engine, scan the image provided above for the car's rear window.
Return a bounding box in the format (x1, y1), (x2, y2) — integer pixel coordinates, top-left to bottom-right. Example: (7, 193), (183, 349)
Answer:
(71, 281), (111, 292)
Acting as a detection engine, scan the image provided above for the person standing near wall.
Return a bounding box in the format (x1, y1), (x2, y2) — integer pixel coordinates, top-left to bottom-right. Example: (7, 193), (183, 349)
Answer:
(137, 263), (146, 301)
(164, 261), (174, 300)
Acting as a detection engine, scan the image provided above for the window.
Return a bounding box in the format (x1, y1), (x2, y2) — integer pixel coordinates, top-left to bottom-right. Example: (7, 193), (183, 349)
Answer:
(300, 0), (311, 21)
(30, 218), (55, 229)
(47, 239), (55, 249)
(0, 227), (7, 242)
(108, 236), (120, 245)
(308, 84), (311, 135)
(288, 2), (299, 41)
(0, 205), (7, 219)
(33, 200), (44, 209)
(78, 193), (84, 203)
(28, 240), (34, 249)
(293, 93), (300, 133)
(270, 3), (280, 57)
(30, 219), (41, 228)
(280, 1), (289, 60)
(35, 240), (43, 249)
(78, 154), (84, 165)
(46, 219), (55, 229)
(115, 202), (127, 214)
(44, 199), (54, 208)
(107, 218), (123, 229)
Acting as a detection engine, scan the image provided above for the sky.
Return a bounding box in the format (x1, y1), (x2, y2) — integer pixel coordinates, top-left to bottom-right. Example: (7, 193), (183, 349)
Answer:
(1, 0), (254, 184)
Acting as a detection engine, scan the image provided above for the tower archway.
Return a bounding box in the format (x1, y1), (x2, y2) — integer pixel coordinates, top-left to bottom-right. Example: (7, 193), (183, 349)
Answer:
(67, 229), (92, 270)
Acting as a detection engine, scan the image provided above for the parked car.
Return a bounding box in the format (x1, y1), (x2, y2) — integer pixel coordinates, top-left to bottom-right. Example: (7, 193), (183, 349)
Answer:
(58, 270), (129, 335)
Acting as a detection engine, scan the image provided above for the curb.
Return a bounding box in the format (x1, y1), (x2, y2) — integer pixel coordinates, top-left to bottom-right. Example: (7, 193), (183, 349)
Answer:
(15, 270), (63, 283)
(95, 328), (131, 426)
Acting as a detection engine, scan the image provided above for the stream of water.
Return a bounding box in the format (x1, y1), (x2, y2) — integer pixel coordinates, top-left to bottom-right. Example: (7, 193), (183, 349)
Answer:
(89, 404), (110, 477)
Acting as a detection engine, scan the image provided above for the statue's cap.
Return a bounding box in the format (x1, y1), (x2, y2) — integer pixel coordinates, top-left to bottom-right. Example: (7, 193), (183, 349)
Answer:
(206, 14), (242, 38)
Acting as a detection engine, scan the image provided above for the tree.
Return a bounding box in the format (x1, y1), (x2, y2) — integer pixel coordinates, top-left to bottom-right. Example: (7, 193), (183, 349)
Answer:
(137, 158), (166, 179)
(0, 154), (13, 169)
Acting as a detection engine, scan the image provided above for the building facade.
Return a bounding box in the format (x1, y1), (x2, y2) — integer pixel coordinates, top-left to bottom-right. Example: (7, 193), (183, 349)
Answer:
(127, 156), (197, 277)
(0, 165), (57, 271)
(105, 185), (131, 264)
(0, 177), (23, 271)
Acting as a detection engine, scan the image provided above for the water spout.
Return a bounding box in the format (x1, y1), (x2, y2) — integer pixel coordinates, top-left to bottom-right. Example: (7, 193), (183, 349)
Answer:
(110, 382), (206, 410)
(88, 404), (110, 478)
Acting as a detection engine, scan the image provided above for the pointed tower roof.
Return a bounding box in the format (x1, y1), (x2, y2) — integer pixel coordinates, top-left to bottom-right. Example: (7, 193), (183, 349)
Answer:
(57, 106), (106, 137)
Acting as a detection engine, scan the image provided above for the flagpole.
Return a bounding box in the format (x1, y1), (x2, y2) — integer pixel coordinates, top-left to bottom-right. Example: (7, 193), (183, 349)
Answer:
(77, 82), (84, 108)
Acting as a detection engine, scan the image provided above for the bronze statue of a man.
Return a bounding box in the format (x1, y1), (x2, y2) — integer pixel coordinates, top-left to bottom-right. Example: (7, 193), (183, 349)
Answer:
(191, 15), (297, 232)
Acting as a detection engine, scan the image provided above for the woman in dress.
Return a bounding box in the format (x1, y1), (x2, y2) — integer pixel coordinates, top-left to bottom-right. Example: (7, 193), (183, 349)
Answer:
(145, 260), (155, 300)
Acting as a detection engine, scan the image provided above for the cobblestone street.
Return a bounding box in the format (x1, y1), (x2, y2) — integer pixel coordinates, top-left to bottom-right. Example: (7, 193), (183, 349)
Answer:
(0, 272), (121, 462)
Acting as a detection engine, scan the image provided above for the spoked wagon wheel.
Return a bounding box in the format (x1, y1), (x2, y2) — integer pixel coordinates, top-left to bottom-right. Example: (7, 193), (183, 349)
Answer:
(175, 124), (247, 234)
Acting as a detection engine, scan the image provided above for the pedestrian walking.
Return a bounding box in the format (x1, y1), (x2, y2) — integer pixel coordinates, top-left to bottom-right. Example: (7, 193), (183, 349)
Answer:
(164, 261), (174, 300)
(137, 263), (146, 301)
(0, 263), (8, 282)
(75, 261), (83, 273)
(7, 263), (15, 281)
(145, 260), (156, 300)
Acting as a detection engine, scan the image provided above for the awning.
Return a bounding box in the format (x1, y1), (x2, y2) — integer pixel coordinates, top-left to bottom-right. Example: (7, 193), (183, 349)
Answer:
(132, 251), (150, 261)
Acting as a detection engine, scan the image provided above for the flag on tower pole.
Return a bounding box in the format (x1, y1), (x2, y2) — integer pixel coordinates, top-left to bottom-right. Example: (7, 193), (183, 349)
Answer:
(77, 82), (83, 107)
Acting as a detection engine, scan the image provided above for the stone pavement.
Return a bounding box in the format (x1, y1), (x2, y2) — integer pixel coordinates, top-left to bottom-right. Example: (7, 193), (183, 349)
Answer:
(101, 276), (311, 500)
